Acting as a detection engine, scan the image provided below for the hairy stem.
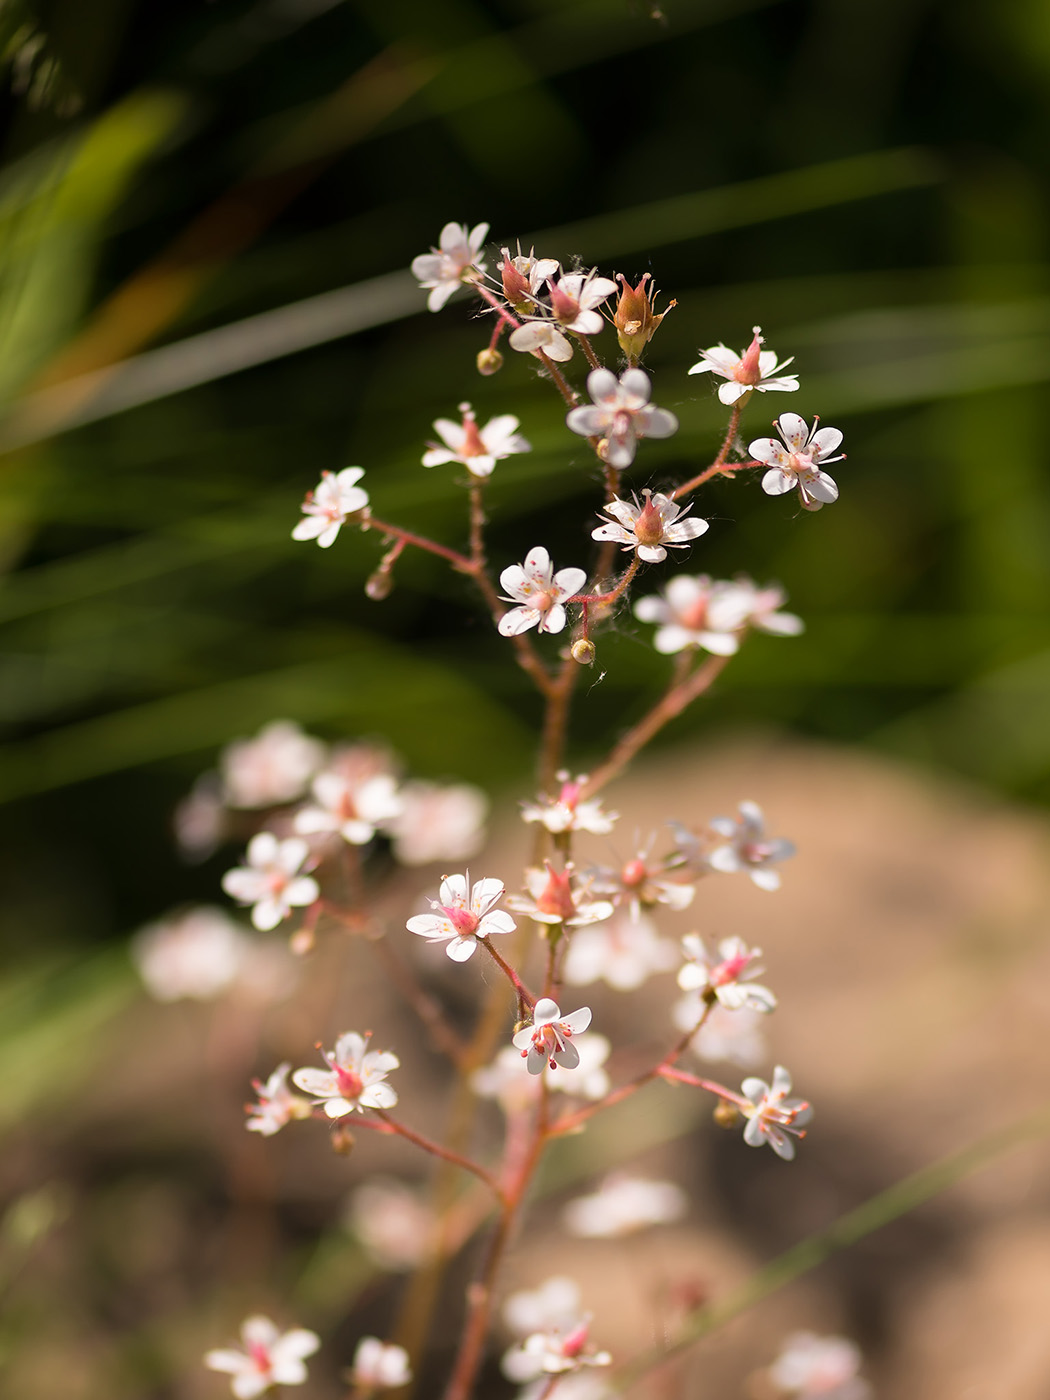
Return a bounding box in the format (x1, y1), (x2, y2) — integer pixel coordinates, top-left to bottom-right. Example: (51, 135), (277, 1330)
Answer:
(367, 1111), (506, 1200)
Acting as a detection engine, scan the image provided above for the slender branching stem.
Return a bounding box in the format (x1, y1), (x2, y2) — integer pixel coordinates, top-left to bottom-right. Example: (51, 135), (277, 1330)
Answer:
(574, 332), (602, 370)
(363, 514), (474, 571)
(672, 403), (749, 501)
(479, 935), (537, 1014)
(367, 1111), (506, 1201)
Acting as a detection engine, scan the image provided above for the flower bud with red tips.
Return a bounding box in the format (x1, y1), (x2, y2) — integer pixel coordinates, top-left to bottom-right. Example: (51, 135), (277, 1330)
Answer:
(613, 273), (674, 364)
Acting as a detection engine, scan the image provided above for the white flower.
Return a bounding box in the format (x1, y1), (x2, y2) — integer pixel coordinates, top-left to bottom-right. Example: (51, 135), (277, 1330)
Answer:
(205, 1315), (319, 1398)
(221, 833), (319, 931)
(507, 864), (614, 929)
(679, 1002), (767, 1068)
(512, 997), (592, 1075)
(563, 1174), (687, 1238)
(504, 1277), (583, 1337)
(294, 770), (402, 846)
(406, 872), (516, 961)
(349, 1178), (437, 1272)
(472, 1046), (543, 1113)
(634, 574), (755, 656)
(592, 490), (708, 564)
(589, 846), (696, 923)
(498, 246), (560, 310)
(708, 800), (795, 891)
(711, 577), (804, 637)
(507, 318), (575, 362)
(348, 1337), (412, 1390)
(388, 781), (488, 866)
(292, 467), (369, 547)
(565, 368), (679, 469)
(411, 221), (489, 311)
(749, 413), (844, 512)
(502, 1318), (611, 1383)
(562, 909), (678, 992)
(422, 401), (531, 478)
(768, 1332), (871, 1399)
(292, 1031), (399, 1117)
(740, 1065), (813, 1160)
(132, 907), (249, 1002)
(245, 1063), (313, 1136)
(521, 773), (617, 834)
(508, 269), (617, 360)
(220, 721), (325, 809)
(498, 548), (587, 637)
(688, 326), (799, 406)
(677, 934), (777, 1012)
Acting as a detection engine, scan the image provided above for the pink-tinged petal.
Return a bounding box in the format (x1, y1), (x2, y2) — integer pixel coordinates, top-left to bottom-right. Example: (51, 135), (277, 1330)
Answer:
(538, 603), (565, 634)
(762, 467), (796, 497)
(523, 546), (553, 582)
(553, 566), (587, 596)
(407, 913), (450, 937)
(359, 1081), (399, 1108)
(638, 406), (679, 439)
(748, 438), (791, 467)
(566, 405), (607, 437)
(777, 412), (809, 451)
(479, 909), (516, 936)
(718, 380), (750, 405)
(499, 564), (530, 596)
(603, 434), (637, 469)
(637, 544), (668, 563)
(591, 523), (631, 546)
(602, 498), (639, 526)
(498, 606), (541, 636)
(445, 936), (478, 962)
(247, 831), (280, 866)
(562, 1007), (592, 1033)
(293, 1067), (339, 1097)
(619, 367), (652, 401)
(805, 471), (839, 503)
(292, 516), (326, 541)
(809, 426), (843, 458)
(586, 368), (620, 402)
(512, 1027), (534, 1050)
(440, 873), (468, 904)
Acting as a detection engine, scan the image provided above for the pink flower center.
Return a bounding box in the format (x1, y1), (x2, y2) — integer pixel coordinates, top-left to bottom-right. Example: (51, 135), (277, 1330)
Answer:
(621, 857), (647, 888)
(678, 595), (710, 631)
(710, 950), (753, 986)
(561, 1320), (590, 1358)
(633, 494), (666, 547)
(335, 1064), (365, 1100)
(249, 1343), (272, 1374)
(535, 863), (576, 921)
(459, 414), (486, 458)
(527, 1020), (570, 1069)
(548, 280), (580, 324)
(733, 330), (763, 384)
(441, 903), (480, 937)
(267, 869), (290, 896)
(557, 779), (581, 810)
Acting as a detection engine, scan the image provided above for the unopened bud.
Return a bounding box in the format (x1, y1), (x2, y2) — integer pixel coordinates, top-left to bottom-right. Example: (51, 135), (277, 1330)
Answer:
(476, 347), (503, 376)
(365, 568), (393, 600)
(290, 927), (315, 956)
(330, 1124), (356, 1156)
(571, 638), (596, 665)
(713, 1100), (741, 1130)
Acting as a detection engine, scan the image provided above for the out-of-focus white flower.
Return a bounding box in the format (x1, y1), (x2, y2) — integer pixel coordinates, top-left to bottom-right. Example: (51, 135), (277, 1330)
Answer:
(220, 721), (325, 809)
(411, 221), (489, 311)
(546, 1032), (611, 1099)
(132, 907), (248, 1002)
(245, 1063), (313, 1137)
(563, 1174), (687, 1238)
(205, 1315), (319, 1397)
(521, 774), (617, 835)
(294, 770), (402, 846)
(677, 934), (777, 1012)
(423, 402), (531, 478)
(498, 548), (587, 637)
(708, 800), (795, 891)
(504, 1277), (583, 1338)
(472, 1046), (543, 1113)
(713, 577), (804, 637)
(513, 997), (592, 1075)
(565, 368), (679, 469)
(688, 326), (799, 406)
(633, 574), (746, 656)
(740, 1066), (813, 1160)
(681, 1001), (767, 1068)
(174, 772), (226, 861)
(516, 1373), (615, 1400)
(592, 490), (708, 564)
(292, 1031), (399, 1117)
(348, 1337), (412, 1390)
(406, 872), (516, 962)
(750, 413), (844, 512)
(589, 848), (695, 923)
(502, 1318), (611, 1384)
(767, 1331), (871, 1399)
(388, 781), (488, 866)
(348, 1178), (436, 1272)
(508, 864), (614, 930)
(292, 467), (369, 547)
(222, 833), (319, 931)
(562, 908), (678, 992)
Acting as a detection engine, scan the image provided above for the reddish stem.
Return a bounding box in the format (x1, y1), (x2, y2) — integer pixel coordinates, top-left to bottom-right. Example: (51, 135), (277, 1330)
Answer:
(366, 1110), (506, 1201)
(480, 936), (537, 1013)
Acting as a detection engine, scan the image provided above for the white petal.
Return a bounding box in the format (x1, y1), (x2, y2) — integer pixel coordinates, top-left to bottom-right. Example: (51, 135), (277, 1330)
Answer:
(748, 438), (791, 467)
(718, 381), (750, 405)
(553, 567), (587, 596)
(777, 413), (809, 451)
(810, 426), (843, 458)
(498, 606), (540, 636)
(539, 603), (567, 634)
(251, 898), (287, 931)
(566, 405), (607, 437)
(360, 1081), (399, 1108)
(523, 546), (553, 582)
(586, 368), (620, 403)
(761, 467), (796, 497)
(445, 937), (478, 962)
(292, 1067), (339, 1097)
(805, 471), (839, 503)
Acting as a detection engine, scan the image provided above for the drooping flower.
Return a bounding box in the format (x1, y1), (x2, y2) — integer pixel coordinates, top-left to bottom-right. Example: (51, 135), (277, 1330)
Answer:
(688, 326), (799, 405)
(708, 800), (795, 890)
(521, 773), (617, 834)
(132, 907), (249, 1002)
(513, 997), (592, 1074)
(562, 1173), (687, 1238)
(204, 1315), (319, 1398)
(740, 1065), (813, 1160)
(221, 834), (319, 932)
(411, 221), (489, 311)
(348, 1337), (412, 1390)
(294, 769), (402, 846)
(592, 490), (708, 564)
(507, 864), (614, 929)
(292, 1031), (399, 1117)
(677, 934), (777, 1012)
(388, 781), (488, 866)
(292, 467), (369, 548)
(749, 413), (845, 512)
(406, 872), (516, 961)
(562, 908), (679, 992)
(633, 574), (747, 656)
(422, 402), (531, 478)
(498, 548), (587, 637)
(349, 1177), (437, 1272)
(565, 368), (679, 469)
(245, 1063), (313, 1136)
(220, 721), (325, 809)
(767, 1332), (871, 1400)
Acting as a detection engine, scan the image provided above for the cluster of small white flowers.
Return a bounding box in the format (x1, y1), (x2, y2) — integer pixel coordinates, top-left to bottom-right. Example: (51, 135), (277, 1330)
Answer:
(204, 1317), (410, 1397)
(501, 1278), (612, 1385)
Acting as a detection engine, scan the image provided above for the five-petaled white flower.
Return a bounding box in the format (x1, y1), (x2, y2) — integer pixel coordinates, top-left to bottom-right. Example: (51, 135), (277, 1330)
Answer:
(388, 780), (488, 866)
(406, 872), (516, 961)
(423, 402), (531, 478)
(750, 413), (845, 512)
(562, 908), (679, 992)
(592, 490), (708, 564)
(677, 1001), (767, 1068)
(565, 368), (679, 469)
(507, 863), (614, 929)
(411, 221), (489, 311)
(513, 996), (593, 1074)
(740, 1065), (813, 1160)
(292, 467), (369, 548)
(677, 934), (777, 1012)
(521, 773), (617, 834)
(498, 548), (587, 637)
(767, 1331), (872, 1400)
(132, 906), (249, 1002)
(712, 577), (804, 637)
(563, 1173), (687, 1238)
(221, 834), (319, 931)
(221, 720), (325, 809)
(509, 269), (617, 361)
(708, 800), (795, 890)
(688, 326), (799, 405)
(245, 1062), (313, 1137)
(294, 769), (402, 846)
(205, 1315), (320, 1398)
(348, 1337), (413, 1390)
(292, 1031), (399, 1117)
(634, 574), (750, 656)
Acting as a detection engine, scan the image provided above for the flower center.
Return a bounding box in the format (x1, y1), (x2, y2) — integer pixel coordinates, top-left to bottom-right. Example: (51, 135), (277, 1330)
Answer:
(621, 857), (647, 888)
(249, 1343), (272, 1374)
(441, 904), (480, 937)
(459, 415), (486, 457)
(633, 494), (666, 547)
(679, 596), (710, 631)
(535, 864), (576, 921)
(335, 1065), (365, 1100)
(711, 950), (752, 986)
